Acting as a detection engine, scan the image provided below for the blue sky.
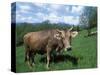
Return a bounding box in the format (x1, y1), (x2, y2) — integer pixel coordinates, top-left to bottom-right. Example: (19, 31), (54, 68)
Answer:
(12, 2), (84, 25)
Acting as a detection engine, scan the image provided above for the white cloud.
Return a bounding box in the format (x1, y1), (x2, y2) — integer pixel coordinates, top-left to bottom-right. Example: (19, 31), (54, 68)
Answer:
(47, 13), (61, 23)
(36, 12), (47, 21)
(23, 16), (35, 22)
(16, 3), (81, 25)
(16, 6), (30, 14)
(16, 11), (20, 14)
(16, 14), (21, 18)
(48, 13), (58, 18)
(50, 4), (62, 10)
(35, 12), (79, 25)
(27, 16), (33, 20)
(16, 4), (32, 15)
(71, 6), (83, 15)
(20, 9), (29, 14)
(19, 5), (31, 10)
(34, 3), (44, 7)
(36, 12), (44, 17)
(63, 16), (79, 25)
(47, 7), (58, 16)
(16, 9), (29, 15)
(47, 4), (63, 16)
(34, 3), (62, 11)
(20, 17), (26, 21)
(65, 6), (70, 12)
(36, 12), (60, 23)
(16, 14), (22, 21)
(16, 13), (34, 23)
(16, 10), (80, 25)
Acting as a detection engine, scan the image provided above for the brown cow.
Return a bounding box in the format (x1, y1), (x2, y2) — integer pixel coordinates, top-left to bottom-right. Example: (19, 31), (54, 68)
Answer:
(23, 28), (78, 69)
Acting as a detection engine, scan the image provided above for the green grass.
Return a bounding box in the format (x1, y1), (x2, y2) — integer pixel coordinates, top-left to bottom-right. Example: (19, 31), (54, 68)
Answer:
(16, 28), (97, 72)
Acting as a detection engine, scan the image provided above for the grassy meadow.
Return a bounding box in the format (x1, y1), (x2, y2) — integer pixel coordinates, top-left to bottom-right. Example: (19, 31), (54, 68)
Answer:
(16, 27), (97, 72)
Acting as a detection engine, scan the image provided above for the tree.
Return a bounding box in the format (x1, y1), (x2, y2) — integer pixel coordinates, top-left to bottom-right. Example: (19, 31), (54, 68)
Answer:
(79, 6), (97, 36)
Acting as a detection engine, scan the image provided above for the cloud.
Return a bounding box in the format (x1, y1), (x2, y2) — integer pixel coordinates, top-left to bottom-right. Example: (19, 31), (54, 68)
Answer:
(34, 3), (44, 7)
(18, 9), (29, 14)
(16, 11), (80, 25)
(50, 4), (62, 10)
(63, 16), (79, 25)
(36, 12), (47, 21)
(65, 6), (70, 12)
(71, 6), (83, 15)
(26, 16), (39, 23)
(19, 5), (31, 10)
(21, 17), (26, 21)
(34, 3), (62, 11)
(35, 12), (79, 25)
(16, 13), (34, 23)
(36, 12), (61, 23)
(47, 4), (63, 15)
(47, 13), (61, 23)
(27, 16), (33, 20)
(15, 2), (82, 25)
(16, 14), (22, 22)
(16, 3), (33, 15)
(36, 12), (44, 17)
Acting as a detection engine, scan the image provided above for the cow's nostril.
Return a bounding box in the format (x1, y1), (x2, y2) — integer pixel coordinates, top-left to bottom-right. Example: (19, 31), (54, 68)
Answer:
(67, 47), (72, 51)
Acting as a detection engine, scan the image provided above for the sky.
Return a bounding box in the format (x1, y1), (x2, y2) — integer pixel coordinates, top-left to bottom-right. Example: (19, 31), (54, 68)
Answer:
(12, 2), (84, 25)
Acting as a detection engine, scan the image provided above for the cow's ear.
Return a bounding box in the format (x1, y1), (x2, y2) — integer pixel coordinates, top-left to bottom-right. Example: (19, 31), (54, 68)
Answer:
(54, 33), (61, 40)
(71, 31), (78, 38)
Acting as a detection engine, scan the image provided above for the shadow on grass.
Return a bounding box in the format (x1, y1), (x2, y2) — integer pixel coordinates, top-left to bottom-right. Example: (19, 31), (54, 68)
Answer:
(40, 54), (79, 66)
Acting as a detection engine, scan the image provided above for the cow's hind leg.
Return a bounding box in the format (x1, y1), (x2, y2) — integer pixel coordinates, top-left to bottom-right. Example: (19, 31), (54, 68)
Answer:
(25, 47), (33, 69)
(25, 49), (29, 62)
(29, 51), (35, 67)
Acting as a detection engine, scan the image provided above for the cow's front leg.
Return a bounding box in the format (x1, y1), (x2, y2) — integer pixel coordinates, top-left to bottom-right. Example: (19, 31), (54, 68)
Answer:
(56, 47), (59, 52)
(46, 48), (51, 69)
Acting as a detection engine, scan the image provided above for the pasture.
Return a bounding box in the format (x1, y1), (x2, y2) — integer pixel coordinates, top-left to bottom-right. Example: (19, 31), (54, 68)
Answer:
(16, 28), (97, 72)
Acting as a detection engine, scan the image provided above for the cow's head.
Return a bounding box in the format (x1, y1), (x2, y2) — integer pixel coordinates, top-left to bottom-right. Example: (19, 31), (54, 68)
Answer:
(55, 27), (78, 51)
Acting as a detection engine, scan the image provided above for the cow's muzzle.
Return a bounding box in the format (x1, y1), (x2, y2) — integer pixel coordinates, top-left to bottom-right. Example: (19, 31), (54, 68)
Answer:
(64, 47), (72, 51)
(67, 47), (72, 51)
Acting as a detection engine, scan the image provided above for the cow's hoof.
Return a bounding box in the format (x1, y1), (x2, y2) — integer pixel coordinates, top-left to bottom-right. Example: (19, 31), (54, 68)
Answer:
(29, 62), (35, 67)
(29, 66), (33, 71)
(32, 63), (35, 66)
(46, 66), (49, 70)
